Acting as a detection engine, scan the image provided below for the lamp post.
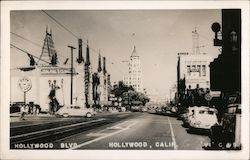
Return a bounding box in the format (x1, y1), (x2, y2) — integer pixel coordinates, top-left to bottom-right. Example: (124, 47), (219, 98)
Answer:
(68, 45), (76, 105)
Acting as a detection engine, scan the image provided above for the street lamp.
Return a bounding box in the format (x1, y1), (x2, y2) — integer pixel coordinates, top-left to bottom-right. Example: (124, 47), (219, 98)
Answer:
(211, 22), (222, 46)
(68, 45), (76, 105)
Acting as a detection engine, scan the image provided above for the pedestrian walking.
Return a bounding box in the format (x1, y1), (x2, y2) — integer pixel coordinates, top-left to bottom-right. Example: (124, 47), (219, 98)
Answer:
(19, 104), (27, 120)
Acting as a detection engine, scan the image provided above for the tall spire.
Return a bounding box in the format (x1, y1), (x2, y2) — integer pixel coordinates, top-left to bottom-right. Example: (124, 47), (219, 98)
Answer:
(192, 27), (200, 55)
(38, 26), (58, 66)
(131, 45), (139, 57)
(77, 38), (84, 64)
(103, 57), (107, 75)
(97, 50), (102, 72)
(85, 40), (90, 66)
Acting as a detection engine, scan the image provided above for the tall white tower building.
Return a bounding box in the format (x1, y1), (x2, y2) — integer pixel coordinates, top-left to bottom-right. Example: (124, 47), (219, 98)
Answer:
(124, 46), (143, 92)
(177, 29), (213, 90)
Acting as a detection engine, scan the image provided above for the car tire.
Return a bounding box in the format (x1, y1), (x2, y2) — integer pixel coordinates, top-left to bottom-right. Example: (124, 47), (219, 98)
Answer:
(86, 112), (92, 118)
(62, 113), (69, 117)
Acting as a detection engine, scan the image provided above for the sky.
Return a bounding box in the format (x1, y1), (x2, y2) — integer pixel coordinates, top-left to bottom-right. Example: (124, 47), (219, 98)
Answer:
(10, 10), (222, 100)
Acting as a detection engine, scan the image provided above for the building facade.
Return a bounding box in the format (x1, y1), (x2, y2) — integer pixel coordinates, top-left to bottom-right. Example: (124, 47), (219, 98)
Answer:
(210, 9), (241, 96)
(177, 29), (214, 91)
(96, 53), (109, 105)
(124, 46), (143, 92)
(177, 52), (212, 90)
(11, 27), (86, 112)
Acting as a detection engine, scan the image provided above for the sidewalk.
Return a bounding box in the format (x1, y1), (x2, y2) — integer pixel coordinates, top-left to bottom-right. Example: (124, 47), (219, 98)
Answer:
(10, 110), (129, 123)
(10, 112), (55, 123)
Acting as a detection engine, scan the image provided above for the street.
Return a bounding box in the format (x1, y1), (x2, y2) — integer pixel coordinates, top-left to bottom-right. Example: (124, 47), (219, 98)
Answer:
(2, 6), (246, 160)
(10, 112), (209, 150)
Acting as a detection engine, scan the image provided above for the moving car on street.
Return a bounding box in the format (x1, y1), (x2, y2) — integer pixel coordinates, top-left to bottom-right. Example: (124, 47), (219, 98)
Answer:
(56, 105), (95, 118)
(189, 106), (218, 132)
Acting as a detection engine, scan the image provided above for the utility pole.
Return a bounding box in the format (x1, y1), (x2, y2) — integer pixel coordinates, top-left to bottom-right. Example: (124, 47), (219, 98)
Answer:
(68, 45), (76, 105)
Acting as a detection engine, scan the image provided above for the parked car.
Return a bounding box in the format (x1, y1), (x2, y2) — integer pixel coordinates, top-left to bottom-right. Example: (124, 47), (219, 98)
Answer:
(56, 105), (95, 118)
(10, 103), (21, 113)
(118, 106), (126, 112)
(140, 106), (148, 112)
(131, 106), (140, 112)
(181, 106), (196, 127)
(147, 107), (156, 114)
(161, 106), (171, 115)
(10, 102), (41, 114)
(189, 106), (218, 131)
(155, 107), (163, 114)
(171, 106), (178, 114)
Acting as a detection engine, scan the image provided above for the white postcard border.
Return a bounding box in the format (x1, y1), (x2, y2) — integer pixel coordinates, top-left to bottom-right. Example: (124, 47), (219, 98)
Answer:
(1, 1), (249, 160)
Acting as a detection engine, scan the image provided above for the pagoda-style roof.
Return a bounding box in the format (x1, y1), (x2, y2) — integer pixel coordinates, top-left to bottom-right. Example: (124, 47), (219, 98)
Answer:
(38, 26), (58, 66)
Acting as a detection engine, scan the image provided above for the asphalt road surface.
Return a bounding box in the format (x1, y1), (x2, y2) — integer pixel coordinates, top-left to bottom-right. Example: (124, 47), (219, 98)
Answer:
(10, 112), (209, 150)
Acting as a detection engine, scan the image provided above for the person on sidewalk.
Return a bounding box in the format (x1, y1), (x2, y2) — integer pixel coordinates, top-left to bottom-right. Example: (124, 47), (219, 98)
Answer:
(19, 104), (27, 120)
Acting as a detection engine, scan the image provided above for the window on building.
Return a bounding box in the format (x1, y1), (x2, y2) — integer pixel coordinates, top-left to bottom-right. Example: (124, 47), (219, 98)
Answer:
(202, 65), (206, 76)
(192, 65), (196, 71)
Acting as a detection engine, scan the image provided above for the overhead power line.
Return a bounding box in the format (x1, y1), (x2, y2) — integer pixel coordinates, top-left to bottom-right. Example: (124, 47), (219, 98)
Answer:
(11, 31), (71, 65)
(11, 43), (87, 79)
(41, 10), (126, 76)
(11, 44), (68, 70)
(41, 10), (79, 39)
(11, 31), (123, 76)
(41, 10), (106, 62)
(11, 32), (42, 48)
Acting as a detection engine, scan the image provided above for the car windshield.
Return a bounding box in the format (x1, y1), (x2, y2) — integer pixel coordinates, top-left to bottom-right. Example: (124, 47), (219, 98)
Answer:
(199, 110), (206, 114)
(197, 109), (215, 115)
(207, 110), (214, 115)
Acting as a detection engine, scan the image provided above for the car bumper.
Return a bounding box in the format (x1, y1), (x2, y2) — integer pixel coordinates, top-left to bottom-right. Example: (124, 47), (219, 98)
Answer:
(189, 125), (212, 131)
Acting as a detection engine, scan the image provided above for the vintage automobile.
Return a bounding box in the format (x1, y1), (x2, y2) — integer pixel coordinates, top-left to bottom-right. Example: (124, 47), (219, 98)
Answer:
(170, 106), (178, 114)
(147, 107), (157, 114)
(140, 106), (148, 112)
(56, 105), (95, 118)
(118, 106), (126, 112)
(155, 107), (163, 114)
(131, 106), (140, 112)
(161, 106), (171, 115)
(189, 106), (218, 131)
(182, 106), (196, 127)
